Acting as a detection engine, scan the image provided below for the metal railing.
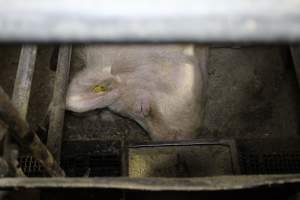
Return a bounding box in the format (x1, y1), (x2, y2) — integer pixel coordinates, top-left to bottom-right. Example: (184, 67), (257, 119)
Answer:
(0, 0), (299, 43)
(0, 45), (69, 177)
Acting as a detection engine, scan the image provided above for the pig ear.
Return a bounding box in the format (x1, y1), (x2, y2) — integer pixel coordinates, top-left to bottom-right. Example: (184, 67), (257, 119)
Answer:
(110, 58), (138, 75)
(93, 77), (120, 92)
(66, 82), (120, 113)
(182, 44), (195, 56)
(102, 66), (111, 74)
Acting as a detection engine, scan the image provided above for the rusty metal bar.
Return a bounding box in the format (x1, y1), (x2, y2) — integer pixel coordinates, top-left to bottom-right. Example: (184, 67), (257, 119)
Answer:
(12, 45), (37, 119)
(47, 45), (72, 162)
(0, 86), (65, 177)
(290, 46), (300, 88)
(3, 45), (37, 177)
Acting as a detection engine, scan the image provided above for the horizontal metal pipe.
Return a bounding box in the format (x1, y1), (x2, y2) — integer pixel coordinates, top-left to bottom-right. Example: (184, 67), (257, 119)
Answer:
(0, 0), (300, 43)
(0, 175), (299, 190)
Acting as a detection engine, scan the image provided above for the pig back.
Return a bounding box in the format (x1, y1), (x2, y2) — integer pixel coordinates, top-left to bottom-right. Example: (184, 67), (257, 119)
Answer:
(145, 46), (209, 140)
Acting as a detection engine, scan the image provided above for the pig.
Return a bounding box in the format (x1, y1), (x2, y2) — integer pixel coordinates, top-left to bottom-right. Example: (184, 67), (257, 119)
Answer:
(66, 44), (208, 141)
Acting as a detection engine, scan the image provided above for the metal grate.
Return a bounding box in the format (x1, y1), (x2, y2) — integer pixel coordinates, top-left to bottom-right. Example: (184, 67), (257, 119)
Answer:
(19, 139), (300, 176)
(62, 154), (121, 177)
(240, 152), (300, 174)
(19, 140), (123, 177)
(18, 156), (46, 177)
(263, 153), (300, 173)
(238, 139), (300, 175)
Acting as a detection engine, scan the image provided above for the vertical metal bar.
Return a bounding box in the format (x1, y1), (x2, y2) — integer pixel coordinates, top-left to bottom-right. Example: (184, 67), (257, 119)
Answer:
(47, 45), (72, 162)
(228, 140), (241, 175)
(11, 45), (37, 119)
(121, 138), (128, 177)
(3, 45), (37, 177)
(290, 46), (300, 89)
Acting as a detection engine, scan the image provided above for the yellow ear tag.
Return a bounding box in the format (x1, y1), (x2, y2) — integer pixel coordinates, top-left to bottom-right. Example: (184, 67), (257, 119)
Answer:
(93, 85), (106, 93)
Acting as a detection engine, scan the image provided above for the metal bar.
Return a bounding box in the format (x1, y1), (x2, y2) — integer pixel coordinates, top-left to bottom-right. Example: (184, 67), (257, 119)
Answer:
(11, 45), (37, 119)
(0, 87), (65, 177)
(0, 0), (300, 43)
(3, 45), (37, 177)
(121, 136), (128, 176)
(129, 138), (239, 148)
(47, 45), (72, 162)
(290, 46), (300, 88)
(0, 175), (299, 191)
(228, 140), (241, 175)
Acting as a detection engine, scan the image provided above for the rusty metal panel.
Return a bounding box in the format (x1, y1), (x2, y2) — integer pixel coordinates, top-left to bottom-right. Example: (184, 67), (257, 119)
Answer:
(128, 140), (240, 177)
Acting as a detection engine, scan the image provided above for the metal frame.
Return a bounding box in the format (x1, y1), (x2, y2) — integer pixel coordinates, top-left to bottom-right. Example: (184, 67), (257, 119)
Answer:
(0, 45), (69, 178)
(0, 0), (300, 43)
(0, 175), (299, 191)
(3, 45), (37, 177)
(129, 139), (240, 175)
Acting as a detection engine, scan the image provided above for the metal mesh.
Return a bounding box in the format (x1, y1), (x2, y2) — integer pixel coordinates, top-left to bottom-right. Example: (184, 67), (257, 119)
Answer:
(61, 154), (121, 177)
(240, 152), (300, 174)
(18, 155), (46, 177)
(19, 140), (122, 177)
(19, 139), (300, 176)
(238, 139), (300, 174)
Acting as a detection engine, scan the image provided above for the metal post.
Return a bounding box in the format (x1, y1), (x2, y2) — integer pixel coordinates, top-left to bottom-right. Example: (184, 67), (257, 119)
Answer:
(12, 45), (37, 119)
(290, 46), (300, 89)
(3, 45), (37, 177)
(47, 45), (72, 162)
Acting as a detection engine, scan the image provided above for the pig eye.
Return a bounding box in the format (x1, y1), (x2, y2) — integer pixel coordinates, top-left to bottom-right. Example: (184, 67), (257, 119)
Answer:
(92, 85), (107, 93)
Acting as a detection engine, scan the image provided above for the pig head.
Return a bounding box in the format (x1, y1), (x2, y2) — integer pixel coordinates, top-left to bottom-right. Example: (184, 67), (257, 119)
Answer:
(66, 44), (208, 141)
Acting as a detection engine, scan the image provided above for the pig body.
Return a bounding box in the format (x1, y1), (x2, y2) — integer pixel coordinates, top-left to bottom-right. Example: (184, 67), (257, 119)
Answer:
(66, 44), (208, 141)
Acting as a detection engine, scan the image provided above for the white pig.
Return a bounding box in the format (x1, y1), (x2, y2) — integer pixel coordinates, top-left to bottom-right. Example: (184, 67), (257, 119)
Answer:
(66, 44), (208, 141)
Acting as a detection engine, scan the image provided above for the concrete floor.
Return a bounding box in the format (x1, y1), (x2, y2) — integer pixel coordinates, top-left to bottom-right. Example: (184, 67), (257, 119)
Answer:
(203, 47), (300, 139)
(0, 45), (299, 143)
